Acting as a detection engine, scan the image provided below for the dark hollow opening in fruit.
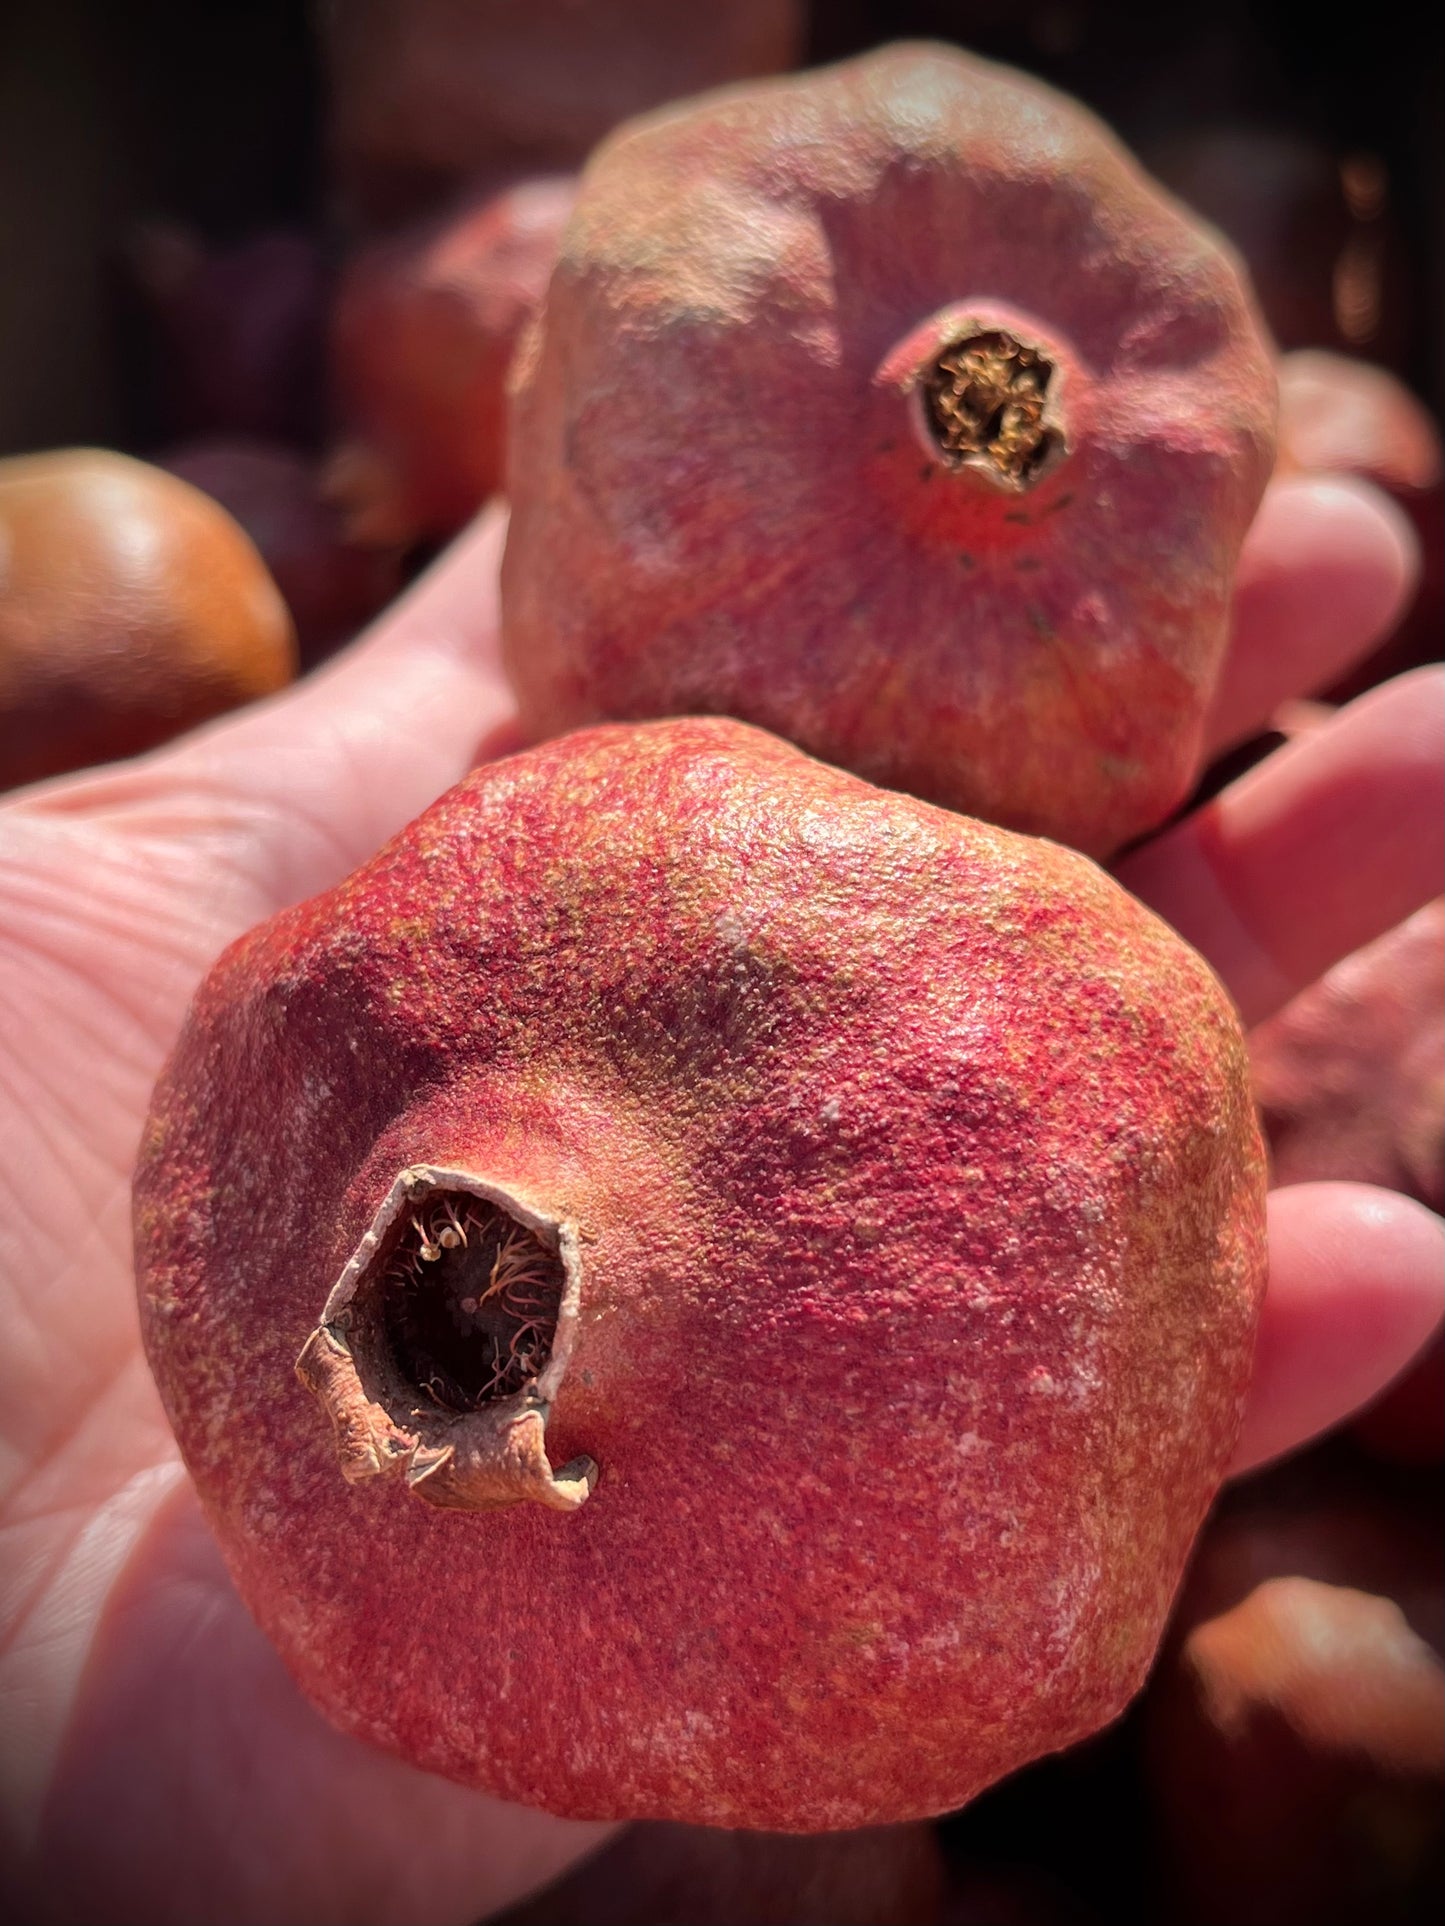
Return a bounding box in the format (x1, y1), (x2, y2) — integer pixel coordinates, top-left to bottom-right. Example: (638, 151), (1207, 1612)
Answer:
(374, 1193), (564, 1411)
(921, 330), (1059, 486)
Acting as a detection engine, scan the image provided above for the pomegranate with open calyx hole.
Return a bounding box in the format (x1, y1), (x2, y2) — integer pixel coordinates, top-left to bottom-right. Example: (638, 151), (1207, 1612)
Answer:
(135, 717), (1266, 1830)
(502, 42), (1276, 859)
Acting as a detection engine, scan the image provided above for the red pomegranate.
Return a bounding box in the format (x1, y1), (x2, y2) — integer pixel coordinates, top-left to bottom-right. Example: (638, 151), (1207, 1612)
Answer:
(1146, 1467), (1444, 1926)
(325, 177), (576, 546)
(135, 717), (1266, 1830)
(501, 43), (1277, 859)
(1, 448), (295, 789)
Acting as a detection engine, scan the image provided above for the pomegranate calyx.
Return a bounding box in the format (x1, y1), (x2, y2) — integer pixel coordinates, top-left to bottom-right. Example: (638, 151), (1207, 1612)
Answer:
(295, 1163), (594, 1512)
(920, 328), (1065, 489)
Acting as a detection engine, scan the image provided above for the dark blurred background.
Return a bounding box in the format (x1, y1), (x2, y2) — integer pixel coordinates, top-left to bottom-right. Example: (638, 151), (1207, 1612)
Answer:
(1, 0), (1442, 456)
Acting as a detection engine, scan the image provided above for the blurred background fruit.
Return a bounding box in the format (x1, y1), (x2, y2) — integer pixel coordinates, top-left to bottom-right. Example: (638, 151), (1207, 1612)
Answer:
(0, 448), (295, 788)
(125, 221), (329, 447)
(1145, 1450), (1443, 1926)
(324, 175), (576, 547)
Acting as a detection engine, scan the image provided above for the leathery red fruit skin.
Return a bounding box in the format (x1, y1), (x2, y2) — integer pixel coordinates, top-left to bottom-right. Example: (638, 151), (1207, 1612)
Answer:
(502, 42), (1277, 860)
(134, 716), (1267, 1830)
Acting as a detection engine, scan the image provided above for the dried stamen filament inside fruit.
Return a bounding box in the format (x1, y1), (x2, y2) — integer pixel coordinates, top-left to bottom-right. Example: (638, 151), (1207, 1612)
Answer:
(922, 330), (1060, 486)
(379, 1193), (564, 1410)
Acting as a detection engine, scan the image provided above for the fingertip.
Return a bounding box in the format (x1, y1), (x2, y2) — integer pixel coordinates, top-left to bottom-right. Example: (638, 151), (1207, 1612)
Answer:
(1232, 1182), (1445, 1476)
(1245, 471), (1421, 619)
(1211, 473), (1423, 753)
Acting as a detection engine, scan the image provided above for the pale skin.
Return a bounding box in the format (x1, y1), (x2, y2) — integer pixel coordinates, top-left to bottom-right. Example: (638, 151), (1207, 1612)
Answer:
(1, 480), (1441, 1925)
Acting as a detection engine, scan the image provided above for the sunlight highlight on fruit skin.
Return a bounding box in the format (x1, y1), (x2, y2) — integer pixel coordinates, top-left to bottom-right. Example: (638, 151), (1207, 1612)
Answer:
(502, 42), (1277, 860)
(134, 716), (1267, 1832)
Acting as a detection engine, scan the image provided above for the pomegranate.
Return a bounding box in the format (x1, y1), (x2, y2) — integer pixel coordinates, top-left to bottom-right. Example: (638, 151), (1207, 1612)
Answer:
(502, 43), (1276, 858)
(325, 178), (576, 547)
(1146, 1463), (1443, 1926)
(320, 0), (804, 225)
(1248, 900), (1445, 1467)
(1, 448), (295, 789)
(135, 717), (1266, 1829)
(1250, 900), (1444, 1212)
(161, 438), (404, 665)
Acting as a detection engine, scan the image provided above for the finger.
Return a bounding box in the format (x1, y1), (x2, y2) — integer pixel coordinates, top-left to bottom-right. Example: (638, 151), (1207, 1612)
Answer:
(1231, 1184), (1445, 1476)
(21, 505), (521, 911)
(24, 1477), (611, 1926)
(1206, 475), (1420, 756)
(1119, 667), (1445, 1027)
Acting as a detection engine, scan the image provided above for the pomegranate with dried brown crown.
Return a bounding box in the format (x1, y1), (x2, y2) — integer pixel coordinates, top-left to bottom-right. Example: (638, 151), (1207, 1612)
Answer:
(134, 717), (1267, 1829)
(502, 42), (1277, 858)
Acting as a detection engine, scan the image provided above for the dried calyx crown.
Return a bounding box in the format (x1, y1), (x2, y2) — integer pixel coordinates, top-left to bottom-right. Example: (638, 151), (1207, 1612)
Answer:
(296, 1166), (596, 1513)
(921, 329), (1062, 488)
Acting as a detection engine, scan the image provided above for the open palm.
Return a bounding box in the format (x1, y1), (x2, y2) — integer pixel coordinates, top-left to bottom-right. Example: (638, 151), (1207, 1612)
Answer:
(1, 481), (1441, 1925)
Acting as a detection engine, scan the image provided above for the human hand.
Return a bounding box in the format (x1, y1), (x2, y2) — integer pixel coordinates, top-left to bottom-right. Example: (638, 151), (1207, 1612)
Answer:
(1117, 476), (1444, 1471)
(0, 478), (1439, 1925)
